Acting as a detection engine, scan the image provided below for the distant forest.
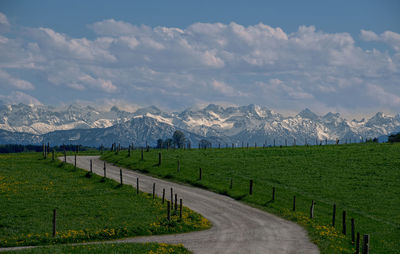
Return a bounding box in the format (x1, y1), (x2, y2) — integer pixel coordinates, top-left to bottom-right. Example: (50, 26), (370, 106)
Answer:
(389, 133), (400, 142)
(0, 144), (93, 154)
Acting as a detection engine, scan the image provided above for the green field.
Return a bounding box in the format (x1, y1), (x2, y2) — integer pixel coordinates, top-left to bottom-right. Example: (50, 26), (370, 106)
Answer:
(2, 243), (189, 254)
(102, 143), (400, 254)
(0, 153), (210, 248)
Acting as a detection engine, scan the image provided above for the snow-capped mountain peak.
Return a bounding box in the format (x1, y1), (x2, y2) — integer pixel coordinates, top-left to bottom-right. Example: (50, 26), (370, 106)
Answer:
(297, 108), (319, 121)
(0, 103), (399, 146)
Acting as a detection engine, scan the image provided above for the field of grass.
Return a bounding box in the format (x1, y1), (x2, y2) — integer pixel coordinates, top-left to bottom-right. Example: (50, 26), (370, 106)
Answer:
(0, 153), (210, 248)
(2, 243), (189, 254)
(102, 143), (400, 254)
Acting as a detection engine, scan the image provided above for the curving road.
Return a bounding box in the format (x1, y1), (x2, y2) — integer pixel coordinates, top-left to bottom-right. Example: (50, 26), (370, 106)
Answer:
(67, 156), (319, 254)
(0, 156), (319, 253)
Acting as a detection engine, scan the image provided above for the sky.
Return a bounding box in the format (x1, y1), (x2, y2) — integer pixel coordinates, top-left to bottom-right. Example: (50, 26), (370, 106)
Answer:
(0, 0), (399, 117)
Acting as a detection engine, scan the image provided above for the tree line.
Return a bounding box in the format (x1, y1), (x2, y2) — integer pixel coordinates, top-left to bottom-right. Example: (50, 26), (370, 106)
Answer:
(156, 130), (187, 149)
(0, 144), (92, 154)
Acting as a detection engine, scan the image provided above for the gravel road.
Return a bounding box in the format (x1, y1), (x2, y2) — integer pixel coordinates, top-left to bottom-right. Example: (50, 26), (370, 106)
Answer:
(72, 156), (319, 254)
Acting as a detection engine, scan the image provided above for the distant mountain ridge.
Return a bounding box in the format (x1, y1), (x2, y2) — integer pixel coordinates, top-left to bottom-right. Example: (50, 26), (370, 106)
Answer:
(0, 103), (399, 146)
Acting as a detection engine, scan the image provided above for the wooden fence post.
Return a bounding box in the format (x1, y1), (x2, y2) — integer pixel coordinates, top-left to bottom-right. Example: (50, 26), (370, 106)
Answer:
(362, 234), (369, 254)
(162, 188), (165, 204)
(103, 161), (106, 178)
(342, 210), (346, 235)
(332, 203), (336, 227)
(179, 199), (183, 220)
(90, 160), (93, 173)
(310, 200), (314, 219)
(272, 187), (275, 201)
(170, 188), (173, 208)
(64, 150), (66, 163)
(249, 180), (253, 195)
(52, 209), (57, 237)
(167, 201), (171, 221)
(356, 232), (360, 254)
(293, 196), (296, 211)
(199, 168), (202, 180)
(158, 152), (162, 166)
(351, 218), (355, 243)
(74, 154), (77, 169)
(174, 194), (178, 213)
(136, 178), (139, 194)
(120, 169), (123, 185)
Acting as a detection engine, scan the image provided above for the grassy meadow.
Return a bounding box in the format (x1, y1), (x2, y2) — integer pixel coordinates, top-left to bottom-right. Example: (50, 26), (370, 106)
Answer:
(2, 243), (189, 254)
(0, 153), (210, 248)
(102, 142), (400, 254)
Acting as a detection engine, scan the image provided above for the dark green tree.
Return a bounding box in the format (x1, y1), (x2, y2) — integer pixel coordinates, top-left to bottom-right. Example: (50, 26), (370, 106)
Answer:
(388, 133), (400, 142)
(156, 139), (163, 149)
(199, 139), (211, 149)
(165, 138), (173, 148)
(172, 130), (186, 148)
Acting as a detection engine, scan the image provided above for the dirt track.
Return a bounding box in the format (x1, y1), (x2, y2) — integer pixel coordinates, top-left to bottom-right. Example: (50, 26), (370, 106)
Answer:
(73, 156), (319, 254)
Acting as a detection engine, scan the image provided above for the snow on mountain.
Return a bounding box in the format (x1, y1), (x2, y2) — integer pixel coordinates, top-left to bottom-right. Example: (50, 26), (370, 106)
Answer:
(0, 102), (399, 146)
(0, 103), (132, 135)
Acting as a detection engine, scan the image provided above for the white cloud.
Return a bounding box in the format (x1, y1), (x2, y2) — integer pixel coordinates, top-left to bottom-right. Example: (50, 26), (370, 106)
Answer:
(360, 30), (380, 41)
(367, 84), (400, 107)
(78, 74), (117, 93)
(88, 19), (142, 36)
(0, 12), (9, 26)
(0, 70), (34, 90)
(119, 36), (140, 49)
(211, 80), (237, 96)
(0, 91), (41, 105)
(29, 27), (117, 62)
(0, 18), (398, 115)
(360, 29), (400, 51)
(0, 12), (10, 33)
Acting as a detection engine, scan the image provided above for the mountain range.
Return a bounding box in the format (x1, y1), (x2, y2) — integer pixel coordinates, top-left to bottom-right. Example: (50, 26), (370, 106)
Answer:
(0, 103), (399, 147)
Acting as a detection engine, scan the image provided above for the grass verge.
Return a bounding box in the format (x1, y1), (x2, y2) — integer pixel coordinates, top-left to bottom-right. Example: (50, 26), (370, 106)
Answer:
(2, 243), (190, 254)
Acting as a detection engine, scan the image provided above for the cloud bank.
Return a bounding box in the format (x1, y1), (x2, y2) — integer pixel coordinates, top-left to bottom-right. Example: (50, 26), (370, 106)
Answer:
(0, 13), (399, 116)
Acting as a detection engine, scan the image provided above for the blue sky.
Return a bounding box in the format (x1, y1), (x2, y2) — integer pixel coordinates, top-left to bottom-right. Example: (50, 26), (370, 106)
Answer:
(0, 0), (399, 117)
